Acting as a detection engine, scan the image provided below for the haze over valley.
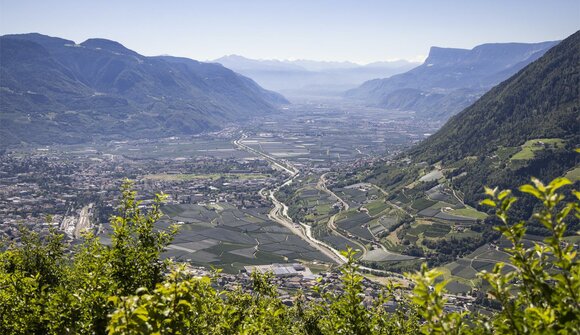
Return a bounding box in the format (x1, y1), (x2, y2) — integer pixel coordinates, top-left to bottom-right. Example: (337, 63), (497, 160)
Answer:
(212, 55), (418, 98)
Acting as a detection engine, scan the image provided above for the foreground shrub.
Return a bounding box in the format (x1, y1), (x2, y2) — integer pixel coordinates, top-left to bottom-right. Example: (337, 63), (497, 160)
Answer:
(0, 178), (578, 334)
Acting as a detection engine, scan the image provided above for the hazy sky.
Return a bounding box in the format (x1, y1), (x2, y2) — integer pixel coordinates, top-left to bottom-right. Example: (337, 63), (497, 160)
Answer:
(1, 0), (578, 64)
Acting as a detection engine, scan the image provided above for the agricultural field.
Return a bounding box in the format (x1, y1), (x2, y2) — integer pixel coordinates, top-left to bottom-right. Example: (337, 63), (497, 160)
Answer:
(410, 198), (436, 211)
(365, 177), (495, 274)
(160, 203), (333, 273)
(242, 104), (441, 165)
(448, 206), (488, 220)
(277, 174), (338, 226)
(240, 138), (310, 159)
(419, 169), (444, 182)
(114, 137), (259, 160)
(438, 243), (515, 293)
(362, 249), (416, 262)
(318, 231), (360, 252)
(332, 184), (410, 247)
(564, 166), (580, 182)
(408, 184), (486, 224)
(334, 184), (382, 207)
(335, 211), (375, 241)
(368, 212), (404, 236)
(510, 138), (565, 161)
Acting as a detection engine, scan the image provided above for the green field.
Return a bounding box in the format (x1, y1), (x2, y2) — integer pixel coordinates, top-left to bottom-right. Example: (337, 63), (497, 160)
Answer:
(410, 198), (436, 211)
(564, 166), (580, 182)
(362, 249), (416, 262)
(365, 200), (389, 217)
(495, 146), (521, 161)
(290, 185), (336, 225)
(511, 138), (565, 161)
(448, 206), (488, 219)
(407, 222), (450, 238)
(436, 244), (514, 291)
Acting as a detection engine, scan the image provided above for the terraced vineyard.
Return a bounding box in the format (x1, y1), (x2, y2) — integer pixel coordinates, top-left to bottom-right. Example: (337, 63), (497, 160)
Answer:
(334, 161), (504, 278)
(279, 176), (415, 263)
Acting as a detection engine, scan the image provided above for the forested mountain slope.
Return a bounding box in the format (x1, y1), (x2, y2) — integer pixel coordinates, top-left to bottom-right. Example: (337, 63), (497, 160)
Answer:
(0, 33), (287, 147)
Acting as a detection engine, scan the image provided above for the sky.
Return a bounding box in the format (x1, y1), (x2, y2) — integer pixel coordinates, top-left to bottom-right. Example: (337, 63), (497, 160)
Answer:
(1, 0), (578, 64)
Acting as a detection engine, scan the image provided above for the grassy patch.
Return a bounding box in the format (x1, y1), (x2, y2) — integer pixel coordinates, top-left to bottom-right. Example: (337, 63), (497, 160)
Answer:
(422, 223), (452, 238)
(448, 206), (488, 220)
(315, 203), (333, 215)
(511, 138), (565, 161)
(411, 198), (436, 211)
(564, 166), (580, 182)
(366, 200), (389, 217)
(495, 146), (520, 161)
(362, 249), (416, 262)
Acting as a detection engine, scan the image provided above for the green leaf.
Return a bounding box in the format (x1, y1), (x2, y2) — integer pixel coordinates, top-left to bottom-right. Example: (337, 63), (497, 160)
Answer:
(484, 186), (497, 197)
(531, 178), (546, 192)
(519, 184), (542, 199)
(177, 299), (192, 309)
(497, 190), (511, 200)
(480, 199), (496, 207)
(547, 177), (572, 194)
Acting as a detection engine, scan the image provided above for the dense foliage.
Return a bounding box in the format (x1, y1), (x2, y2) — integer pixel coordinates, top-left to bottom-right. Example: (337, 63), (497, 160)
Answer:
(0, 178), (578, 334)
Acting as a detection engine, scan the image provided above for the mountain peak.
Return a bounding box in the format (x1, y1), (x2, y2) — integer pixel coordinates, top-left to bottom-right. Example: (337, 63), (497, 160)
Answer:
(423, 41), (560, 68)
(424, 46), (470, 66)
(346, 39), (560, 120)
(1, 33), (75, 48)
(0, 33), (288, 147)
(80, 38), (139, 56)
(411, 31), (578, 162)
(216, 54), (250, 61)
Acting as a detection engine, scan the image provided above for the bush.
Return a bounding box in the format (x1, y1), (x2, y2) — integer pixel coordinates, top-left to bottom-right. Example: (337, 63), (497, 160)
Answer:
(409, 177), (580, 334)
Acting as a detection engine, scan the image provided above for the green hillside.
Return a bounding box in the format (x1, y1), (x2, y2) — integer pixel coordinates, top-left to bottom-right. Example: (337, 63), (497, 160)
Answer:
(338, 31), (579, 274)
(407, 30), (579, 211)
(0, 34), (288, 148)
(409, 31), (579, 163)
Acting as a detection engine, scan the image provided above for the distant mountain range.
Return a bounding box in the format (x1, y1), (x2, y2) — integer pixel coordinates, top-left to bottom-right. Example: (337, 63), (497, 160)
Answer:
(212, 55), (418, 97)
(0, 33), (287, 148)
(346, 40), (559, 120)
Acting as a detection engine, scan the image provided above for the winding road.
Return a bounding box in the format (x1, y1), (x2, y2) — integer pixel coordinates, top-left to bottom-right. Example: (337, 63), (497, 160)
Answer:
(233, 133), (403, 276)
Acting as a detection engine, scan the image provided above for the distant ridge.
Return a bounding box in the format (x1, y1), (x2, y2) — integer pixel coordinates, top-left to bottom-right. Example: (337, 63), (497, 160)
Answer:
(212, 55), (418, 96)
(0, 33), (288, 147)
(410, 32), (579, 165)
(361, 31), (579, 229)
(346, 40), (559, 120)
